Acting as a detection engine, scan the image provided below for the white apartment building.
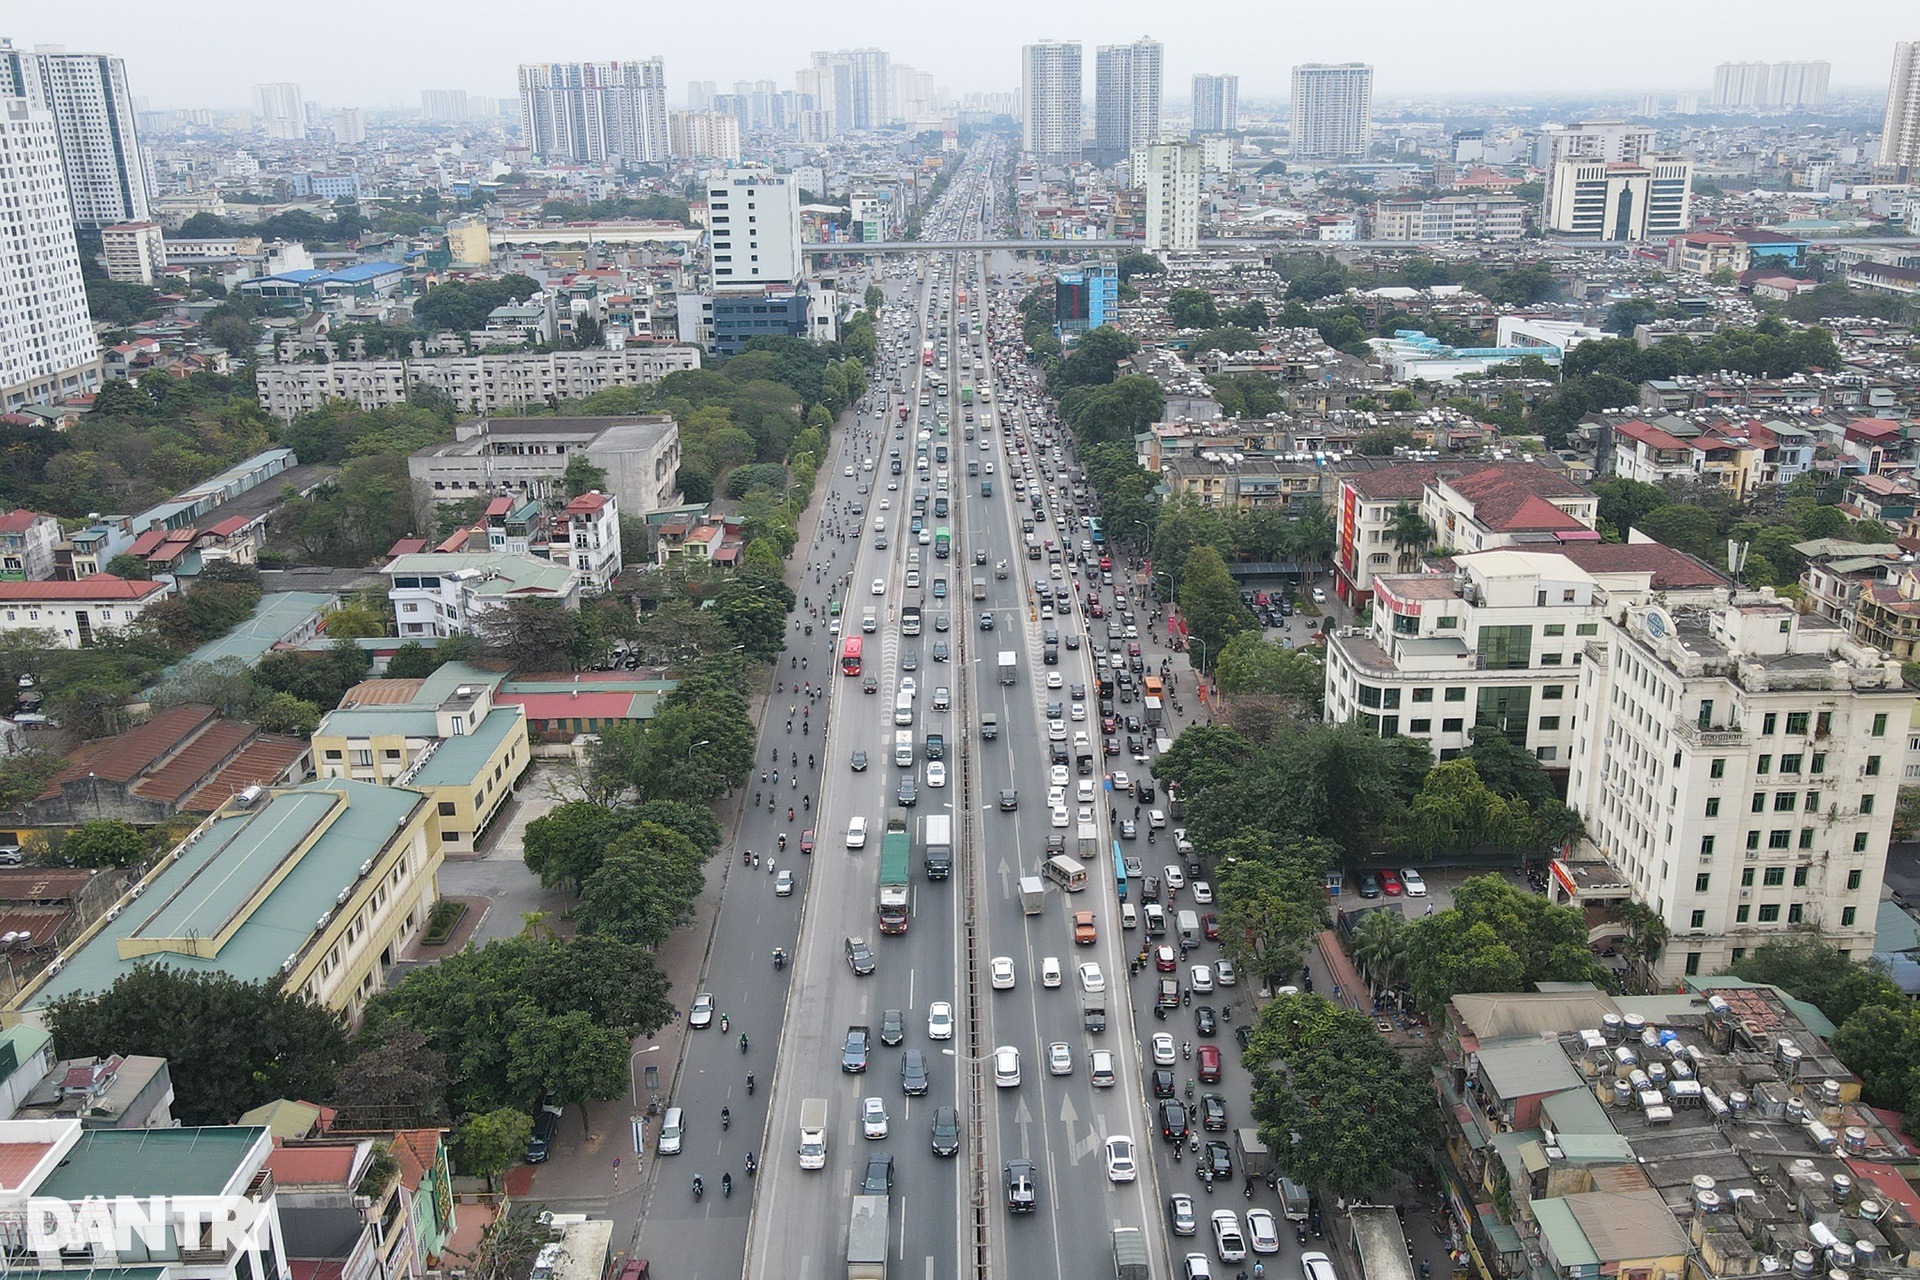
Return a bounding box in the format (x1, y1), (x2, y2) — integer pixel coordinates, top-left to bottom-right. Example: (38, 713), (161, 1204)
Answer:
(1198, 134), (1235, 174)
(1022, 41), (1083, 163)
(99, 219), (165, 284)
(0, 575), (171, 647)
(1570, 591), (1910, 982)
(518, 59), (668, 165)
(1142, 140), (1200, 254)
(252, 82), (305, 139)
(1289, 63), (1373, 160)
(668, 109), (741, 162)
(0, 98), (101, 412)
(1192, 74), (1238, 136)
(1094, 37), (1161, 161)
(409, 415), (682, 520)
(383, 553), (581, 639)
(254, 347), (701, 419)
(1372, 195), (1527, 241)
(0, 41), (152, 229)
(556, 490), (622, 593)
(1537, 120), (1655, 169)
(707, 169), (802, 290)
(1882, 42), (1920, 180)
(1544, 155), (1693, 240)
(331, 106), (365, 146)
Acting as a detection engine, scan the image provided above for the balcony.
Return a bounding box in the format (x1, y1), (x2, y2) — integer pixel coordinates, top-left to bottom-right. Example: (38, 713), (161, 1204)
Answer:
(1672, 717), (1745, 748)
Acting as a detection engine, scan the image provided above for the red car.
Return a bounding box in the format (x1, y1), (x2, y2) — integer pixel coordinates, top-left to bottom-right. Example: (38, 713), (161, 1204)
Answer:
(1090, 601), (1105, 617)
(1202, 913), (1221, 940)
(800, 829), (815, 855)
(1155, 945), (1178, 972)
(1380, 869), (1404, 896)
(1196, 1044), (1222, 1084)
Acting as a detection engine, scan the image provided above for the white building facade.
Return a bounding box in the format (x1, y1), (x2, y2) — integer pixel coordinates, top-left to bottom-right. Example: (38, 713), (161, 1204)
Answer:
(1142, 140), (1200, 254)
(100, 220), (165, 284)
(518, 59), (669, 165)
(1021, 41), (1083, 164)
(1192, 74), (1239, 136)
(707, 168), (803, 290)
(0, 98), (102, 411)
(1289, 63), (1373, 160)
(1544, 156), (1693, 240)
(0, 42), (152, 229)
(1094, 37), (1161, 161)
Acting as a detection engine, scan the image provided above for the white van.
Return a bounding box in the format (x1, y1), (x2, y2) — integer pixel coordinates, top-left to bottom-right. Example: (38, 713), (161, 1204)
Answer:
(1120, 902), (1139, 930)
(894, 690), (915, 726)
(894, 730), (915, 768)
(1089, 1049), (1117, 1087)
(657, 1106), (685, 1155)
(1042, 854), (1088, 892)
(1177, 909), (1201, 947)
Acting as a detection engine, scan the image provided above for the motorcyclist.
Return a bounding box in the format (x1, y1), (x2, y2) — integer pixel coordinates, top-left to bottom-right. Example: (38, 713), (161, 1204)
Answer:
(778, 833), (788, 850)
(692, 1175), (704, 1199)
(722, 1172), (733, 1197)
(740, 1032), (750, 1053)
(721, 1106), (731, 1128)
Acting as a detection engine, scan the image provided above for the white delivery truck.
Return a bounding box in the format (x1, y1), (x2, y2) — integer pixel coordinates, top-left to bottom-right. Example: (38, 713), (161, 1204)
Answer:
(798, 1098), (828, 1169)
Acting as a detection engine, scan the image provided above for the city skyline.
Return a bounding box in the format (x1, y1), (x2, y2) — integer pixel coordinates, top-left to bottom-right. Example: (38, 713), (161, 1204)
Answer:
(6, 0), (1916, 111)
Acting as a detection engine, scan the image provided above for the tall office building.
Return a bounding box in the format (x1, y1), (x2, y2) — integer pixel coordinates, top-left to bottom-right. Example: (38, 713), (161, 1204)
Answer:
(1881, 42), (1920, 181)
(800, 50), (890, 133)
(1714, 60), (1830, 109)
(1191, 73), (1238, 136)
(0, 98), (100, 410)
(332, 107), (365, 146)
(1289, 63), (1373, 160)
(252, 82), (305, 139)
(1094, 36), (1162, 162)
(1142, 139), (1201, 253)
(1021, 40), (1083, 164)
(1543, 154), (1693, 240)
(518, 59), (668, 165)
(1712, 61), (1770, 108)
(421, 90), (468, 121)
(0, 41), (152, 228)
(668, 110), (741, 162)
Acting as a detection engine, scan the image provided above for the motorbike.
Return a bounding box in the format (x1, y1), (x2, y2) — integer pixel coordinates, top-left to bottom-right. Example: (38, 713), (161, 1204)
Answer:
(778, 834), (788, 851)
(722, 1173), (733, 1198)
(740, 1033), (749, 1053)
(692, 1176), (704, 1201)
(772, 949), (786, 971)
(745, 1153), (757, 1177)
(721, 1108), (731, 1130)
(1297, 1224), (1311, 1246)
(746, 1073), (756, 1095)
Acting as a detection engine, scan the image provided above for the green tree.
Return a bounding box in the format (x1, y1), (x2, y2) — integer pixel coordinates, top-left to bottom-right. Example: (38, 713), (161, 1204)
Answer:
(1116, 252), (1164, 280)
(863, 284), (885, 313)
(522, 802), (619, 891)
(1828, 1004), (1920, 1120)
(1387, 501), (1434, 571)
(1177, 545), (1256, 670)
(454, 1107), (533, 1191)
(1188, 326), (1261, 359)
(1151, 725), (1254, 809)
(1634, 504), (1720, 560)
(505, 1007), (631, 1135)
(0, 748), (65, 813)
(384, 642), (443, 680)
(51, 819), (147, 868)
(1348, 908), (1410, 990)
(476, 599), (584, 671)
(1216, 858), (1326, 985)
(1213, 632), (1323, 718)
(47, 965), (349, 1124)
(1167, 288), (1221, 329)
(575, 821), (708, 947)
(562, 454), (609, 499)
(1400, 875), (1606, 1015)
(1390, 759), (1535, 859)
(1728, 937), (1906, 1025)
(331, 1021), (450, 1128)
(1052, 326), (1140, 391)
(324, 602), (388, 640)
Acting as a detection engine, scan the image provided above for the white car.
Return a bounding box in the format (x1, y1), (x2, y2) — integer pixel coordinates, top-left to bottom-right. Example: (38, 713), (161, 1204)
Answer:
(1401, 868), (1428, 897)
(1152, 1032), (1177, 1066)
(993, 1045), (1021, 1087)
(1047, 1042), (1073, 1076)
(1046, 671), (1063, 688)
(1078, 962), (1106, 993)
(1246, 1208), (1281, 1255)
(1041, 956), (1063, 987)
(900, 676), (917, 697)
(862, 1096), (889, 1139)
(1050, 764), (1070, 788)
(1215, 960), (1237, 987)
(1163, 865), (1187, 890)
(1078, 779), (1096, 803)
(1077, 806), (1095, 827)
(1070, 703), (1086, 721)
(1047, 786), (1066, 808)
(1191, 880), (1213, 905)
(1051, 805), (1069, 828)
(845, 466), (856, 477)
(1212, 1210), (1247, 1262)
(1111, 770), (1131, 791)
(927, 761), (946, 788)
(1048, 719), (1067, 741)
(1105, 1135), (1137, 1183)
(872, 578), (886, 595)
(775, 868), (795, 896)
(990, 956), (1016, 990)
(847, 816), (869, 848)
(1189, 963), (1215, 993)
(689, 992), (715, 1028)
(1175, 828), (1195, 854)
(928, 1001), (954, 1040)
(1184, 1255), (1214, 1280)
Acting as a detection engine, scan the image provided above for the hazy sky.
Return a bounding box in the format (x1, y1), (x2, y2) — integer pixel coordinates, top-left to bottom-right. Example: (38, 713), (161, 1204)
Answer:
(5, 0), (1913, 109)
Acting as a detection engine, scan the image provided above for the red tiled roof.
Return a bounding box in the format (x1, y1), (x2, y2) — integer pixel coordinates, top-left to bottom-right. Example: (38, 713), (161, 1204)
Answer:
(264, 1143), (358, 1186)
(181, 735), (309, 812)
(132, 719), (255, 805)
(205, 515), (249, 538)
(1848, 418), (1903, 441)
(386, 538), (429, 558)
(1344, 463), (1442, 501)
(0, 510), (48, 534)
(0, 575), (166, 603)
(41, 704), (217, 793)
(126, 529), (170, 558)
(565, 492), (609, 514)
(1551, 541), (1728, 590)
(0, 1141), (57, 1193)
(1442, 462), (1589, 531)
(1615, 419), (1693, 452)
(1502, 494), (1589, 532)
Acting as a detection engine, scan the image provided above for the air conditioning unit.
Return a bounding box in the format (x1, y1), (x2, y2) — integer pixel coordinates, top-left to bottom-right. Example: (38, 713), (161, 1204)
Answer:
(105, 906), (121, 922)
(1739, 889), (1752, 900)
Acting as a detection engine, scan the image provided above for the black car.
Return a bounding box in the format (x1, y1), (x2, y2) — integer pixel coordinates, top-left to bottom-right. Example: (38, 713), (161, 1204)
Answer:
(863, 1154), (894, 1196)
(1201, 1093), (1229, 1132)
(901, 650), (918, 670)
(1005, 1158), (1037, 1213)
(1045, 834), (1067, 857)
(999, 788), (1019, 811)
(1152, 1068), (1176, 1098)
(1136, 781), (1156, 804)
(845, 936), (876, 976)
(1065, 633), (1081, 649)
(1195, 1005), (1217, 1037)
(932, 641), (949, 662)
(931, 1105), (961, 1156)
(1204, 1141), (1233, 1180)
(880, 1009), (905, 1046)
(979, 612), (995, 631)
(842, 1026), (871, 1072)
(851, 750), (869, 771)
(1357, 871), (1383, 899)
(1160, 1098), (1190, 1142)
(1070, 683), (1087, 701)
(897, 778), (919, 807)
(901, 1049), (931, 1096)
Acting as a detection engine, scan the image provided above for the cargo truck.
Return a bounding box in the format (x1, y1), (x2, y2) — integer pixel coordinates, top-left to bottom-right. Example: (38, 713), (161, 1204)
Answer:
(1018, 875), (1045, 914)
(847, 1195), (889, 1280)
(972, 576), (987, 600)
(1110, 1227), (1149, 1280)
(798, 1098), (828, 1169)
(921, 813), (952, 880)
(980, 713), (999, 739)
(1234, 1128), (1273, 1181)
(901, 605), (921, 636)
(878, 813), (912, 934)
(1279, 1176), (1311, 1222)
(998, 651), (1017, 684)
(1083, 999), (1107, 1033)
(1143, 695), (1163, 728)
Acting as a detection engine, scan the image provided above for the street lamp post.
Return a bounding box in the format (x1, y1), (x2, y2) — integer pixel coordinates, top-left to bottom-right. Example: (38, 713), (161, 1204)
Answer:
(1190, 637), (1209, 678)
(629, 1044), (661, 1108)
(686, 738), (711, 766)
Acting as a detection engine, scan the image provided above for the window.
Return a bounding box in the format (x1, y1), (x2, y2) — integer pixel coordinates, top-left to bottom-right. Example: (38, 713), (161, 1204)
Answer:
(1788, 903), (1805, 924)
(1747, 831), (1762, 850)
(1700, 835), (1716, 855)
(1866, 755), (1883, 776)
(1710, 758), (1726, 779)
(1537, 746), (1557, 761)
(351, 750), (373, 767)
(1769, 830), (1792, 849)
(1479, 624), (1533, 670)
(1786, 712), (1809, 735)
(1841, 906), (1857, 927)
(1793, 865), (1809, 886)
(1705, 797), (1721, 817)
(1410, 718), (1431, 733)
(1763, 713), (1777, 735)
(1811, 752), (1827, 775)
(1817, 711), (1832, 735)
(1872, 712), (1889, 736)
(1695, 873), (1711, 893)
(1853, 832), (1870, 853)
(1805, 790), (1820, 812)
(1847, 868), (1863, 890)
(1544, 624), (1565, 636)
(1751, 792), (1766, 814)
(1442, 717), (1463, 732)
(1690, 910), (1706, 929)
(1684, 952), (1701, 976)
(1541, 653), (1563, 666)
(1539, 716), (1561, 731)
(438, 802), (456, 817)
(1763, 865), (1786, 885)
(1780, 753), (1802, 774)
(1741, 868), (1755, 887)
(1444, 688), (1466, 702)
(1576, 623), (1598, 636)
(1543, 685), (1565, 700)
(1756, 755), (1771, 775)
(1759, 904), (1780, 923)
(1412, 687), (1434, 703)
(1862, 794), (1876, 815)
(1736, 906), (1750, 923)
(1799, 828), (1815, 850)
(1774, 792), (1796, 812)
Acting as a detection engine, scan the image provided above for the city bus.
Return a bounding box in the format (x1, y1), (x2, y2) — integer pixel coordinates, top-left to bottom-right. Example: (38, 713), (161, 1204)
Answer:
(841, 635), (864, 677)
(921, 339), (934, 367)
(1087, 517), (1105, 547)
(934, 527), (951, 559)
(1111, 840), (1129, 903)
